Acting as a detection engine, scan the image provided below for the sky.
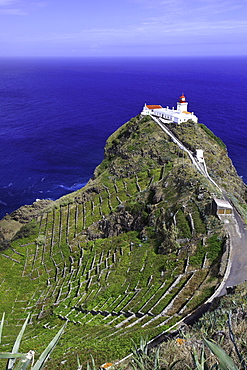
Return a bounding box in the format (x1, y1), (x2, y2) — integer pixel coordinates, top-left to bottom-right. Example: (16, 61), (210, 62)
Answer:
(0, 0), (247, 57)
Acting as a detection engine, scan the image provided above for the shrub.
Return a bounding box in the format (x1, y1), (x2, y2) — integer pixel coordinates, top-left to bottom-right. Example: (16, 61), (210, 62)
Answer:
(0, 239), (11, 251)
(199, 124), (226, 149)
(176, 209), (192, 238)
(207, 234), (225, 263)
(12, 222), (38, 241)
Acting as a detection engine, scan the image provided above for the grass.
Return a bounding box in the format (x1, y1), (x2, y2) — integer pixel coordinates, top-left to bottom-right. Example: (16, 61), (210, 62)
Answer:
(0, 313), (66, 370)
(199, 123), (227, 150)
(0, 114), (243, 368)
(0, 210), (222, 367)
(119, 282), (247, 369)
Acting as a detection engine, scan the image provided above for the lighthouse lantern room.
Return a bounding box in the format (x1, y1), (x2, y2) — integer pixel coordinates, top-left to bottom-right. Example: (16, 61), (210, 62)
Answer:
(177, 93), (188, 113)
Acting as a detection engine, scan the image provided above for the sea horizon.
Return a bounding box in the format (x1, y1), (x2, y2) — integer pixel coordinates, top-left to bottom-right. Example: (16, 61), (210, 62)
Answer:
(0, 56), (246, 219)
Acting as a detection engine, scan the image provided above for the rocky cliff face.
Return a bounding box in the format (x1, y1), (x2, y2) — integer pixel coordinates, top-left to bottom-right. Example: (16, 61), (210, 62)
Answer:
(0, 114), (246, 368)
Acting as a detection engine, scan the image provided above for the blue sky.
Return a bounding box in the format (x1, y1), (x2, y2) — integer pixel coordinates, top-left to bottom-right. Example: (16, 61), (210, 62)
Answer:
(0, 0), (247, 57)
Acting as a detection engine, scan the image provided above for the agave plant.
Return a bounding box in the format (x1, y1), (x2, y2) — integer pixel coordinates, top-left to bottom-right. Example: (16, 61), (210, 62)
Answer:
(189, 339), (239, 370)
(130, 336), (164, 370)
(0, 313), (66, 370)
(203, 338), (238, 370)
(86, 354), (98, 370)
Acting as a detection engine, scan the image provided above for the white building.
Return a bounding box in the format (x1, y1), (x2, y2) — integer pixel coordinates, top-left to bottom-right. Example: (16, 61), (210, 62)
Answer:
(212, 198), (233, 216)
(196, 149), (204, 163)
(141, 94), (198, 124)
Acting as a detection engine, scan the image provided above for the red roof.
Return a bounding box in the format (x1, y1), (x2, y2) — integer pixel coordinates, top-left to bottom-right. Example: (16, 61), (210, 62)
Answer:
(146, 105), (163, 109)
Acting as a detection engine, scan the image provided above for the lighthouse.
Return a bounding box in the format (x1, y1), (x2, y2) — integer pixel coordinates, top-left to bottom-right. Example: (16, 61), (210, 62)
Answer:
(141, 93), (198, 124)
(177, 93), (188, 113)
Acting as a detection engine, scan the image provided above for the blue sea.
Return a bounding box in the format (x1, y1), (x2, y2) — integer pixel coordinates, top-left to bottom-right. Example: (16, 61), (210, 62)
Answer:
(0, 57), (247, 219)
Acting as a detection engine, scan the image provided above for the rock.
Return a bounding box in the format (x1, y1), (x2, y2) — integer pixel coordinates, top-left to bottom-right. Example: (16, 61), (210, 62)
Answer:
(197, 193), (204, 200)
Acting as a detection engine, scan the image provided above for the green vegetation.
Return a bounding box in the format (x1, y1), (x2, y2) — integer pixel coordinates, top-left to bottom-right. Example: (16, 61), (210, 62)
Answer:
(0, 114), (246, 368)
(12, 221), (38, 241)
(175, 209), (191, 238)
(167, 120), (246, 209)
(120, 281), (247, 369)
(199, 123), (226, 150)
(0, 238), (11, 251)
(0, 313), (65, 370)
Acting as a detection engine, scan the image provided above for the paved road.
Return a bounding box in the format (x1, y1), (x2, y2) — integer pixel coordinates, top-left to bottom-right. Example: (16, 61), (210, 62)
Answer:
(218, 209), (247, 295)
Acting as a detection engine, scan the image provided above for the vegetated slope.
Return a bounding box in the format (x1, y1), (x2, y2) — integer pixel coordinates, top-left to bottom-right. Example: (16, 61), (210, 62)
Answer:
(0, 115), (246, 368)
(155, 280), (247, 368)
(167, 121), (247, 215)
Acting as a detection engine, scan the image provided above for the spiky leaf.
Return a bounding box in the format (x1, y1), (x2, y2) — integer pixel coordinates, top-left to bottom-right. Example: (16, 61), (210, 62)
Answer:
(7, 314), (30, 370)
(13, 351), (34, 370)
(0, 313), (5, 344)
(32, 324), (65, 370)
(203, 338), (238, 370)
(0, 353), (25, 359)
(77, 355), (82, 370)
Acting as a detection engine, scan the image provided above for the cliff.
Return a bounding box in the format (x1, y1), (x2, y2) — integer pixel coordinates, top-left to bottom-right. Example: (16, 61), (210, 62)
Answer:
(0, 115), (246, 368)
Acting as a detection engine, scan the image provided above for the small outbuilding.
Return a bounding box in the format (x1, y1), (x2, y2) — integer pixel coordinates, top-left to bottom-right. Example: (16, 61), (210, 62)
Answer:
(196, 149), (204, 163)
(212, 198), (233, 216)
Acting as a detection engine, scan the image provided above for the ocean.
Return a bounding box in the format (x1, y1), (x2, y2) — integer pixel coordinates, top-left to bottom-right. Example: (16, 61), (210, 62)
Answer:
(0, 57), (247, 219)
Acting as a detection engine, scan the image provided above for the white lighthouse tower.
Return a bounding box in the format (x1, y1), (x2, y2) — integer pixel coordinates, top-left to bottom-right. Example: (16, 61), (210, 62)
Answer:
(177, 93), (188, 113)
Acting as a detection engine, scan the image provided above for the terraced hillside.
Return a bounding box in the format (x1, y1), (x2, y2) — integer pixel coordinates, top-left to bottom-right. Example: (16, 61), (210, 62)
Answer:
(0, 115), (246, 368)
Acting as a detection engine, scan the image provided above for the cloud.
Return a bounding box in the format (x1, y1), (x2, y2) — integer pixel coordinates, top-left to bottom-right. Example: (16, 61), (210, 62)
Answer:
(39, 16), (247, 49)
(0, 0), (24, 15)
(0, 0), (17, 4)
(0, 0), (47, 15)
(0, 9), (25, 14)
(141, 18), (247, 33)
(131, 0), (245, 19)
